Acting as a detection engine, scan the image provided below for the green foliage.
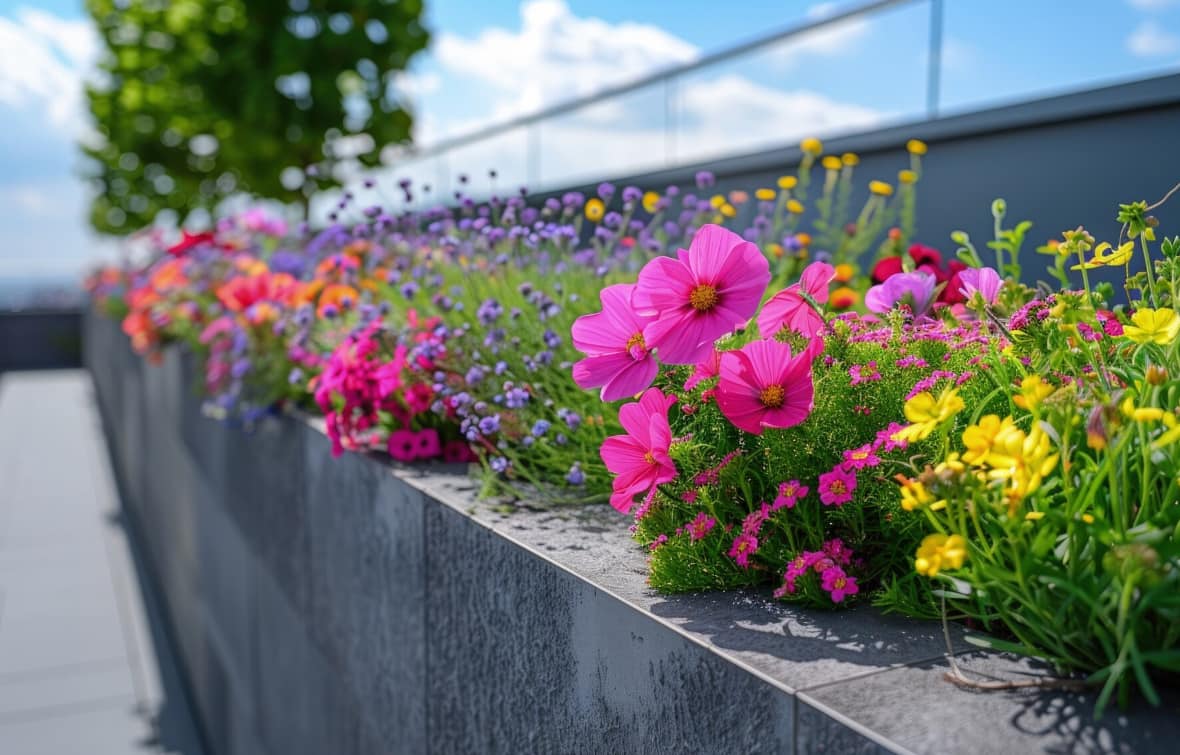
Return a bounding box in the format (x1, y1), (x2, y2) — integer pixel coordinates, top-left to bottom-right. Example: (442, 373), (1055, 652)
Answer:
(83, 0), (429, 233)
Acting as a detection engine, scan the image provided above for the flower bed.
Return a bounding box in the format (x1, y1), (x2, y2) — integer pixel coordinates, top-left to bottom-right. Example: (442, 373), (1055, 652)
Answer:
(88, 137), (1180, 715)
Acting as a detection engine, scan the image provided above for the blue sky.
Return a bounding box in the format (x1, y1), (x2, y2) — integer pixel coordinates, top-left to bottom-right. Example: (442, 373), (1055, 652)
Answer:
(1, 0), (1178, 281)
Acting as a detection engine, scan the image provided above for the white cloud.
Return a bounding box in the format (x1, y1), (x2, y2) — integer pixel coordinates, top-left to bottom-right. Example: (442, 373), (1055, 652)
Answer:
(434, 0), (698, 124)
(0, 7), (98, 134)
(1126, 20), (1180, 56)
(765, 3), (871, 68)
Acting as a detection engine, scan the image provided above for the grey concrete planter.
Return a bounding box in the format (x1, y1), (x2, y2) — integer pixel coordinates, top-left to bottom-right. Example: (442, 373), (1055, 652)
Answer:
(83, 310), (1179, 754)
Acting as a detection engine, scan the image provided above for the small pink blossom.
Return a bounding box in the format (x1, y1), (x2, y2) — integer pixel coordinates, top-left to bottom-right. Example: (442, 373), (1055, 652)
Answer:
(958, 267), (1003, 305)
(842, 444), (880, 470)
(728, 533), (759, 568)
(818, 465), (857, 506)
(687, 512), (716, 541)
(772, 479), (809, 510)
(821, 568), (859, 603)
(757, 261), (835, 339)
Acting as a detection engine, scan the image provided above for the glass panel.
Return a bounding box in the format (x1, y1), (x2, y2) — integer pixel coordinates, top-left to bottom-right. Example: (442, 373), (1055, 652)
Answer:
(672, 0), (930, 165)
(938, 0), (1180, 114)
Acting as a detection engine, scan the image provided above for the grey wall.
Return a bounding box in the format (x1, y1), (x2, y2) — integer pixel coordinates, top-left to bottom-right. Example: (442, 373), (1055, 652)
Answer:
(0, 310), (82, 371)
(86, 309), (1180, 755)
(540, 72), (1180, 279)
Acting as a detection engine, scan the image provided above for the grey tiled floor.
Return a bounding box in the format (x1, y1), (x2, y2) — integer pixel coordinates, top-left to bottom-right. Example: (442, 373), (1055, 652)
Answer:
(0, 371), (205, 755)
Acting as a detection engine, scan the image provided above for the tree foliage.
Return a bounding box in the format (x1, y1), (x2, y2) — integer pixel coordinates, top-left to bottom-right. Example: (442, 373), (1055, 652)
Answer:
(83, 0), (430, 234)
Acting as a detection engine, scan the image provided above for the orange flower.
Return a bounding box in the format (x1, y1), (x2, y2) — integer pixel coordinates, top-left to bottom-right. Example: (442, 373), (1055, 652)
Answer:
(317, 284), (359, 318)
(830, 287), (860, 309)
(148, 258), (188, 292)
(834, 263), (855, 283)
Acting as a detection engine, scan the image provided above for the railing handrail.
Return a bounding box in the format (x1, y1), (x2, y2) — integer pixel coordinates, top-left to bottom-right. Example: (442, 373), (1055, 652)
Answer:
(399, 0), (924, 161)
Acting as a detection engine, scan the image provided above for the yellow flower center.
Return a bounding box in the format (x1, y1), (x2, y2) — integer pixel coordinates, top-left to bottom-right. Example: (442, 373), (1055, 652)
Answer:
(644, 451), (656, 465)
(626, 331), (646, 352)
(829, 480), (847, 495)
(759, 384), (785, 408)
(689, 284), (719, 312)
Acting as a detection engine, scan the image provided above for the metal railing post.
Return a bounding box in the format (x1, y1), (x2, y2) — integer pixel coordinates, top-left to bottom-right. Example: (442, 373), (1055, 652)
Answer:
(926, 0), (944, 118)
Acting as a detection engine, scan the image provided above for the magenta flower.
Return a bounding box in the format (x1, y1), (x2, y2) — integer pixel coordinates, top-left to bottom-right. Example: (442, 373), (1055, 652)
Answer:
(388, 429), (418, 462)
(865, 271), (937, 316)
(728, 533), (759, 568)
(818, 465), (857, 506)
(715, 339), (814, 435)
(842, 444), (880, 470)
(571, 283), (659, 401)
(757, 261), (834, 339)
(686, 512), (716, 541)
(633, 224), (770, 364)
(600, 387), (678, 513)
(683, 348), (722, 391)
(772, 479), (809, 510)
(958, 267), (1003, 305)
(821, 568), (859, 603)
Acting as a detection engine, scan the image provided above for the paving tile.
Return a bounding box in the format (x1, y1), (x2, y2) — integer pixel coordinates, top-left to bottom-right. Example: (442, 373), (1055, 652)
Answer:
(0, 698), (156, 755)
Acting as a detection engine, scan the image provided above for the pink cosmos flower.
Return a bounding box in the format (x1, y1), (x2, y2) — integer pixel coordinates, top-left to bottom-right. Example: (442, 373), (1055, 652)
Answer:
(818, 465), (857, 506)
(715, 339), (814, 435)
(757, 261), (835, 339)
(633, 224), (770, 364)
(572, 283), (659, 401)
(600, 387), (678, 513)
(958, 267), (1003, 305)
(684, 348), (722, 391)
(865, 271), (938, 316)
(728, 533), (759, 568)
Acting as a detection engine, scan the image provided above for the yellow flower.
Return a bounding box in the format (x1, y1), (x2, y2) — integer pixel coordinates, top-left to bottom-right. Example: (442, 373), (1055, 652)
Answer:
(767, 243), (784, 258)
(906, 139), (928, 155)
(719, 203), (737, 218)
(1081, 513), (1095, 524)
(1121, 394), (1165, 422)
(915, 534), (967, 577)
(869, 180), (894, 197)
(898, 477), (936, 512)
(822, 155), (842, 171)
(1024, 511), (1045, 521)
(833, 263), (855, 282)
(755, 188), (776, 202)
(841, 152), (859, 167)
(642, 191), (661, 213)
(1153, 412), (1180, 449)
(795, 232), (812, 247)
(801, 137), (823, 156)
(584, 198), (605, 222)
(961, 414), (1016, 465)
(786, 199), (805, 215)
(898, 169), (917, 185)
(777, 175), (798, 190)
(709, 194), (727, 209)
(894, 388), (965, 443)
(1071, 241), (1135, 270)
(1013, 375), (1054, 411)
(986, 424), (1058, 510)
(1124, 308), (1180, 345)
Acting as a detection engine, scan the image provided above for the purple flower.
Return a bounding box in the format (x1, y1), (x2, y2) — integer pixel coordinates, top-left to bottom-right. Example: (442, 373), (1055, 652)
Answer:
(958, 267), (1003, 305)
(865, 271), (937, 316)
(565, 463), (585, 485)
(477, 415), (501, 435)
(695, 171), (715, 189)
(597, 182), (616, 200)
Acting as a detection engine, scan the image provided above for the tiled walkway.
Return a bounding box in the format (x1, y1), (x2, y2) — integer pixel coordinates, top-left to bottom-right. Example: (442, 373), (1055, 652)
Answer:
(0, 371), (205, 754)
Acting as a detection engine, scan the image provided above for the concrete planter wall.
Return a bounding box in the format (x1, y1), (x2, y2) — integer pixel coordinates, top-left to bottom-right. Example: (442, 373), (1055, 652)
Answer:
(84, 310), (1178, 754)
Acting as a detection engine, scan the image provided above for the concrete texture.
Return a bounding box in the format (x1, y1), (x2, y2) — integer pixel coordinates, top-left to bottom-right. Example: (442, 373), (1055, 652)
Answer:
(0, 370), (204, 755)
(85, 311), (1180, 753)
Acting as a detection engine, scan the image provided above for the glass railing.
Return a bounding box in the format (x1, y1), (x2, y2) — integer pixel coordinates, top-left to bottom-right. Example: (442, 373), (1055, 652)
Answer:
(381, 0), (1180, 198)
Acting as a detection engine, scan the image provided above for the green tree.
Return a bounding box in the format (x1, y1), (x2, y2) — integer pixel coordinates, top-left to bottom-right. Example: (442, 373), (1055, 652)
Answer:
(83, 0), (430, 233)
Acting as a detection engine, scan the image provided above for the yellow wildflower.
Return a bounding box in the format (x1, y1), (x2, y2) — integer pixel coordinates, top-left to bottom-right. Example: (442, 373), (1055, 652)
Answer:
(841, 152), (859, 167)
(642, 191), (661, 213)
(915, 534), (966, 577)
(1124, 308), (1180, 345)
(898, 477), (936, 512)
(1024, 511), (1045, 521)
(795, 232), (812, 247)
(786, 199), (805, 215)
(869, 180), (894, 197)
(801, 137), (823, 156)
(709, 194), (727, 209)
(1121, 394), (1164, 422)
(767, 242), (784, 259)
(822, 155), (842, 171)
(906, 139), (928, 155)
(719, 203), (737, 218)
(1013, 375), (1054, 412)
(1153, 412), (1180, 449)
(777, 175), (798, 190)
(833, 263), (855, 283)
(755, 188), (776, 202)
(894, 388), (965, 443)
(584, 198), (605, 222)
(898, 169), (917, 185)
(1082, 513), (1095, 524)
(961, 414), (1016, 465)
(986, 424), (1058, 510)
